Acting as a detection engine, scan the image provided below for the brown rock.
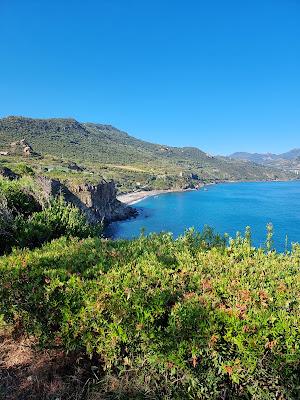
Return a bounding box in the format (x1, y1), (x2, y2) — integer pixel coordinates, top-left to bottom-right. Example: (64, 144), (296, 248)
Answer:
(36, 176), (137, 224)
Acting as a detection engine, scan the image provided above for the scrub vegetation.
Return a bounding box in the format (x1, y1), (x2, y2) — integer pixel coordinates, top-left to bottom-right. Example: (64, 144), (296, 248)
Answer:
(0, 225), (299, 399)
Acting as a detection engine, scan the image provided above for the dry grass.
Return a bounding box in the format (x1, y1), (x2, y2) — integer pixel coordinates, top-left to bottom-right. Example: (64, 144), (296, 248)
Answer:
(87, 373), (155, 400)
(0, 326), (92, 400)
(0, 326), (152, 400)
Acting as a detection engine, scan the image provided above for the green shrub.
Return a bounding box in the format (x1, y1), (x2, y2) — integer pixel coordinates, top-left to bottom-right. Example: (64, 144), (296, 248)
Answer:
(0, 177), (41, 253)
(0, 177), (40, 216)
(13, 163), (35, 176)
(0, 194), (17, 254)
(0, 178), (102, 253)
(16, 196), (102, 248)
(0, 231), (299, 399)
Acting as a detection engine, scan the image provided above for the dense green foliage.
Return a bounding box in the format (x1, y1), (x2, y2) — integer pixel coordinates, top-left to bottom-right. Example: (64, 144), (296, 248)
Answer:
(0, 177), (40, 216)
(0, 116), (295, 192)
(16, 196), (101, 249)
(1, 229), (299, 399)
(0, 177), (101, 254)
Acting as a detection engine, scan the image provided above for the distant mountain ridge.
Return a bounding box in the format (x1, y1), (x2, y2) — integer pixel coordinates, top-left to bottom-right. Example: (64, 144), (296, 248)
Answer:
(230, 149), (300, 161)
(0, 116), (297, 185)
(279, 149), (300, 160)
(230, 149), (300, 173)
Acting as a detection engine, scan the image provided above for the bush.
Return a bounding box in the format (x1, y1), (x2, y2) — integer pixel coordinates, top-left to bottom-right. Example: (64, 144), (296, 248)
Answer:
(16, 196), (102, 248)
(0, 177), (40, 216)
(0, 230), (299, 399)
(0, 194), (17, 254)
(0, 177), (102, 253)
(13, 163), (35, 176)
(0, 176), (41, 253)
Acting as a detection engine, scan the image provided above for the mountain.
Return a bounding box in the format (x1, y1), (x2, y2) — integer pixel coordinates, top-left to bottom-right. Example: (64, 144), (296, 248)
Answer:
(230, 149), (300, 174)
(0, 116), (297, 191)
(279, 149), (300, 160)
(0, 116), (209, 165)
(229, 152), (278, 164)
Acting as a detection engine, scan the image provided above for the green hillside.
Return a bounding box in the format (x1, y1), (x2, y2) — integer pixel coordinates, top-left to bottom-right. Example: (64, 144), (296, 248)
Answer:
(0, 116), (296, 192)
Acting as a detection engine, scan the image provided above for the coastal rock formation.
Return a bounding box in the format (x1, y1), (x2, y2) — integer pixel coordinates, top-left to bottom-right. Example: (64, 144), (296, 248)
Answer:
(36, 176), (137, 223)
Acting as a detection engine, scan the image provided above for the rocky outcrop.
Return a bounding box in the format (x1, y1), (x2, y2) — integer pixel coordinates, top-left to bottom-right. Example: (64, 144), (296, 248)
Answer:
(67, 162), (85, 172)
(0, 167), (19, 180)
(36, 176), (62, 198)
(8, 139), (40, 157)
(36, 176), (137, 224)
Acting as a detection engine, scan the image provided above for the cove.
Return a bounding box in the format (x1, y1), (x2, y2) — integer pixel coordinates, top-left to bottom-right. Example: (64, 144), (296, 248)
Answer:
(107, 181), (300, 251)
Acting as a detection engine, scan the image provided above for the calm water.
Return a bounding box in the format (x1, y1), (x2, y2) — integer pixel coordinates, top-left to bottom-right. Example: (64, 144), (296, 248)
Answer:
(107, 181), (300, 251)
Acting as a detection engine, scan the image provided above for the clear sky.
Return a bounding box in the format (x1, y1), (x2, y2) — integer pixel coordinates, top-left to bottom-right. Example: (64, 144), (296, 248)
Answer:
(0, 0), (299, 155)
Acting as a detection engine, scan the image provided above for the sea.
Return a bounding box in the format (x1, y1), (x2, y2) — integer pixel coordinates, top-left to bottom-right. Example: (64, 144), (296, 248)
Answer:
(107, 181), (300, 252)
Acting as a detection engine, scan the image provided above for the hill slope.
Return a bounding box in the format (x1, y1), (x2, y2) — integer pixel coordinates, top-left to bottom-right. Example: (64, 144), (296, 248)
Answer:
(0, 116), (296, 189)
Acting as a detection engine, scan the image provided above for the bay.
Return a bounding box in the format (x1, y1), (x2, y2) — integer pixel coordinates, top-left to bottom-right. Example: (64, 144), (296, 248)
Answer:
(107, 181), (300, 251)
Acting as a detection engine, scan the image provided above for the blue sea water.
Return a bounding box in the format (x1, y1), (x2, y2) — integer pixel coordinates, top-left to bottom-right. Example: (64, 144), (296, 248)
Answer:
(107, 181), (300, 251)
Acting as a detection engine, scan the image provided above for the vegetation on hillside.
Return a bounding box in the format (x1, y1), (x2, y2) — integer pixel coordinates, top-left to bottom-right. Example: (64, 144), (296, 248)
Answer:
(0, 227), (300, 399)
(0, 116), (296, 193)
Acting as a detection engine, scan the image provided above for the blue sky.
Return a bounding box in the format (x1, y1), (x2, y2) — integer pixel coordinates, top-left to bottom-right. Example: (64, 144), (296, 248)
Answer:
(0, 0), (299, 155)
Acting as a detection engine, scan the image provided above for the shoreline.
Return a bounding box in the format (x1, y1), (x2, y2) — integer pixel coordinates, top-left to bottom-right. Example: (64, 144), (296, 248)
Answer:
(117, 187), (201, 205)
(117, 178), (297, 206)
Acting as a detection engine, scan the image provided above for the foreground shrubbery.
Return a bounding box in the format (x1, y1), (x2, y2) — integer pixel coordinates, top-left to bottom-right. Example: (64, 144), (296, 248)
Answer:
(0, 230), (299, 399)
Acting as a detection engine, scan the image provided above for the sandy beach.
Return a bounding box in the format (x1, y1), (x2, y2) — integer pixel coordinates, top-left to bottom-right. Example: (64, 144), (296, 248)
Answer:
(117, 187), (202, 205)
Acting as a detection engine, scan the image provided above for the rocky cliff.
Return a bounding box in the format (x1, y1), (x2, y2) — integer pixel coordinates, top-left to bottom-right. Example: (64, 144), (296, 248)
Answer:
(36, 176), (137, 223)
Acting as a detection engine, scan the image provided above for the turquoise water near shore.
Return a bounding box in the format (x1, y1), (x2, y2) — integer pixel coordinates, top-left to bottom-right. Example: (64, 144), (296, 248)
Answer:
(107, 181), (300, 251)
